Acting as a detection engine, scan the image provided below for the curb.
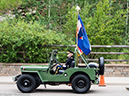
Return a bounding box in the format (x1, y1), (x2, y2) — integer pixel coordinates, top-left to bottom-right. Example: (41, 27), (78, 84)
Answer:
(0, 82), (14, 84)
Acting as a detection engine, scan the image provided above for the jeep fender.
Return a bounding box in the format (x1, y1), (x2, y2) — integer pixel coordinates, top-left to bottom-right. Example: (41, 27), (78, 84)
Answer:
(22, 71), (44, 83)
(13, 71), (44, 83)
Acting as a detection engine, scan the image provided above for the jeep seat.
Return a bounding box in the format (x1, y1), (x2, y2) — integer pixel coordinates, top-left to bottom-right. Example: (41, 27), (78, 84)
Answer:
(58, 61), (75, 74)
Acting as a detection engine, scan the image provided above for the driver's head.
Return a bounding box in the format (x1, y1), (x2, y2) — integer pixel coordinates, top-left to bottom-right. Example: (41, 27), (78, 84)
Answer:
(67, 50), (74, 58)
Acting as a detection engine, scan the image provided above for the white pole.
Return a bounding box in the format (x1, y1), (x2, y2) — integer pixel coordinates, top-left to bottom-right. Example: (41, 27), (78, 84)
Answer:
(76, 6), (80, 46)
(75, 6), (80, 66)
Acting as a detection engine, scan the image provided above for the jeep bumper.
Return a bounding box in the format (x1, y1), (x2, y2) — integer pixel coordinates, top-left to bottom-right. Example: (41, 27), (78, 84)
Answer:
(12, 74), (21, 82)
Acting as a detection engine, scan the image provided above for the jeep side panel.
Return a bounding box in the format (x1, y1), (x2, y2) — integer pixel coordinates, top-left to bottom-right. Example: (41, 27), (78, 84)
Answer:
(39, 68), (96, 82)
(21, 65), (97, 83)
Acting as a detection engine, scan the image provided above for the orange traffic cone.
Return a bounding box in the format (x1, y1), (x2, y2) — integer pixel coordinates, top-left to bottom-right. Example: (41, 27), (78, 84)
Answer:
(98, 75), (106, 86)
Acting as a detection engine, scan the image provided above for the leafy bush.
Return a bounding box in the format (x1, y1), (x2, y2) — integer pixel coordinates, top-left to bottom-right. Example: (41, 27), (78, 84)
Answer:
(0, 0), (23, 13)
(0, 19), (73, 63)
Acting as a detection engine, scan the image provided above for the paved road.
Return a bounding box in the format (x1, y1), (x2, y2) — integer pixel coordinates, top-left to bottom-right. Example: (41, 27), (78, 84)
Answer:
(0, 84), (129, 96)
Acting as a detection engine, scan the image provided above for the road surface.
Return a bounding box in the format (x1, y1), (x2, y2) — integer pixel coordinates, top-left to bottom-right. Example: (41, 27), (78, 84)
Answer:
(0, 84), (129, 96)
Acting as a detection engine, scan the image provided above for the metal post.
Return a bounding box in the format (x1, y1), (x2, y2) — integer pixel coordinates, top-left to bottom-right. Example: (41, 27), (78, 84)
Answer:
(76, 48), (89, 68)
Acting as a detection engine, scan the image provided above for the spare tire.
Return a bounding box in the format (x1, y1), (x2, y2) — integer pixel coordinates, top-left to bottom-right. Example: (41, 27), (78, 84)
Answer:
(99, 57), (104, 75)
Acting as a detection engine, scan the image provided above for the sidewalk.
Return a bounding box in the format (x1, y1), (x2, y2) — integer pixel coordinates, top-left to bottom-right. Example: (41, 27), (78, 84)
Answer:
(105, 77), (129, 85)
(0, 76), (129, 85)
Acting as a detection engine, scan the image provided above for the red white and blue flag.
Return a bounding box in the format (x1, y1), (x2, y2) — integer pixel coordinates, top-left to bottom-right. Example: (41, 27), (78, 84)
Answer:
(76, 14), (91, 55)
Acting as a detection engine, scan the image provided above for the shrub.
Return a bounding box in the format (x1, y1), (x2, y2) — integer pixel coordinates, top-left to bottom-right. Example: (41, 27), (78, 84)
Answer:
(0, 19), (73, 63)
(0, 0), (23, 13)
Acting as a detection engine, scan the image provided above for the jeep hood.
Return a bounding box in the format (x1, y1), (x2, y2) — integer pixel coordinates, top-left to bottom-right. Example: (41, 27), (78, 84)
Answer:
(21, 65), (48, 71)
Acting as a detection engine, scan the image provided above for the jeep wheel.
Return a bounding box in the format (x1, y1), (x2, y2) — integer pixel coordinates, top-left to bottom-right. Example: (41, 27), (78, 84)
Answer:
(99, 57), (104, 75)
(17, 74), (36, 93)
(71, 74), (91, 93)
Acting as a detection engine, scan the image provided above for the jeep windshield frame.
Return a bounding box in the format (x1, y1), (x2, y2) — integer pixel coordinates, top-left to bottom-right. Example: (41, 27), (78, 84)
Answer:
(48, 50), (61, 71)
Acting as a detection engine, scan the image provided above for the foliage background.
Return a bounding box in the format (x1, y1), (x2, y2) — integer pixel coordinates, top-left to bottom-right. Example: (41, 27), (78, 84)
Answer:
(0, 0), (128, 63)
(0, 0), (23, 14)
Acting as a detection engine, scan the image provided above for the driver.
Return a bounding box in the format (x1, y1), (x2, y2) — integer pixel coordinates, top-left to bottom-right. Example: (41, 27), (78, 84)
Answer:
(55, 50), (74, 74)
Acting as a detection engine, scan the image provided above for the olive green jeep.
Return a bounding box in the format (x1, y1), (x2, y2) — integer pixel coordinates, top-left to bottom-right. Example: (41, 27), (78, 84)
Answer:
(13, 50), (104, 93)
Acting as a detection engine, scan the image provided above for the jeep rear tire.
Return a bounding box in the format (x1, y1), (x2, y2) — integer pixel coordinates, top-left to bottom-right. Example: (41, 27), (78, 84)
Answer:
(71, 74), (91, 93)
(17, 74), (36, 93)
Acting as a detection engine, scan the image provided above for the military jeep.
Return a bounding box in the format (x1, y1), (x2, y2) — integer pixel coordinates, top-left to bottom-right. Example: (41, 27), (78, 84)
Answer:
(13, 50), (104, 93)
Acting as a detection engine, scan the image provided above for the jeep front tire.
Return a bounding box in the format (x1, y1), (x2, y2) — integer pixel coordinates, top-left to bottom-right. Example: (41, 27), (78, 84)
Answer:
(17, 74), (36, 93)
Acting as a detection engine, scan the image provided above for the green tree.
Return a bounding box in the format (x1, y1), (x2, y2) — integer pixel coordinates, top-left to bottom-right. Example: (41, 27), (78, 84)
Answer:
(63, 0), (127, 59)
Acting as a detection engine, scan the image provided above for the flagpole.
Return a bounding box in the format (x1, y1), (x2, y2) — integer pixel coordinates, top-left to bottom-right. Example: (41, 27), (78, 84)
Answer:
(76, 6), (80, 67)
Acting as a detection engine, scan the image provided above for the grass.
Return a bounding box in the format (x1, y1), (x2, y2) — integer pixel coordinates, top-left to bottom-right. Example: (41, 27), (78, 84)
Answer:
(0, 0), (23, 14)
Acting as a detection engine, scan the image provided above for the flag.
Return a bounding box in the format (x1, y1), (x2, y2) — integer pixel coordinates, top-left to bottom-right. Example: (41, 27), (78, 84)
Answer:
(76, 14), (91, 55)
